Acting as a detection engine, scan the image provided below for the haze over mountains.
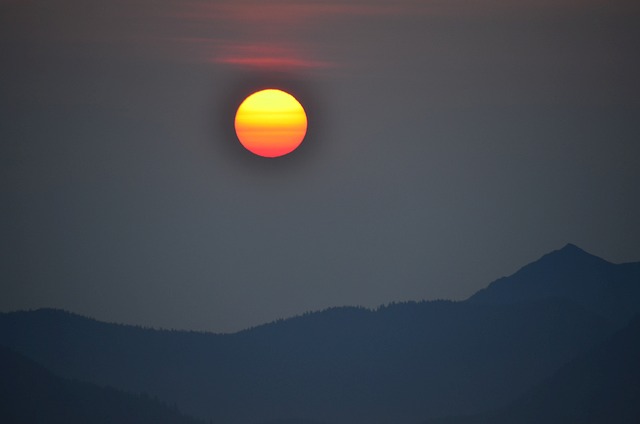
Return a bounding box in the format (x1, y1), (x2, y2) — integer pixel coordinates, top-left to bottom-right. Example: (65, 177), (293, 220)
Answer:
(425, 315), (640, 424)
(0, 345), (201, 424)
(1, 244), (639, 424)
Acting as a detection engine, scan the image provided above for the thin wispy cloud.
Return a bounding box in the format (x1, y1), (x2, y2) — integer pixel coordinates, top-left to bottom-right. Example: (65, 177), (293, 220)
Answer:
(162, 0), (406, 71)
(4, 0), (633, 72)
(157, 0), (636, 71)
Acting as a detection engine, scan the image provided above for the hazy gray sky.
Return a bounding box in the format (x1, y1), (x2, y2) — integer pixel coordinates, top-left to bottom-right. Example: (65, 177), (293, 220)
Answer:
(2, 0), (639, 332)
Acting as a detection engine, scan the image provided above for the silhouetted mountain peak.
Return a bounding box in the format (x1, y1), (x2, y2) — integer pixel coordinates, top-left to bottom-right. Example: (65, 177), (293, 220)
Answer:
(558, 243), (582, 252)
(536, 243), (609, 267)
(557, 243), (587, 257)
(468, 244), (640, 324)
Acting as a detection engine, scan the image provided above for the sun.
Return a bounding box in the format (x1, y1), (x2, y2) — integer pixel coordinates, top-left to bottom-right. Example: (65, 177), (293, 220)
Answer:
(234, 89), (308, 158)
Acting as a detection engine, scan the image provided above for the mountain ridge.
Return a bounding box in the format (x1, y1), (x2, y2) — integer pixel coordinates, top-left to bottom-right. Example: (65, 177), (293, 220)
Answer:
(468, 243), (640, 324)
(6, 244), (636, 335)
(424, 314), (640, 424)
(0, 300), (616, 423)
(1, 244), (638, 424)
(0, 344), (202, 424)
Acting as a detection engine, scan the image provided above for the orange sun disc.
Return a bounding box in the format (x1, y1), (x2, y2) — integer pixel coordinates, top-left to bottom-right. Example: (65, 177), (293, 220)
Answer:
(234, 89), (308, 158)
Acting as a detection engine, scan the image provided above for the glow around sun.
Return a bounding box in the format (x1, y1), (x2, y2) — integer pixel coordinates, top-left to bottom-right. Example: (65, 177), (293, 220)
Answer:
(234, 89), (308, 158)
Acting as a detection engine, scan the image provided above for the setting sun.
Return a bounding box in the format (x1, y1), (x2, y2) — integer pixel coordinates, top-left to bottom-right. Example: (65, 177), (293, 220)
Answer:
(234, 89), (307, 158)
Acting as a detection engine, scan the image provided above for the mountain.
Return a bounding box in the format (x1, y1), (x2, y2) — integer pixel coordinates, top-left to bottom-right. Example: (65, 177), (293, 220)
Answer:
(469, 243), (640, 324)
(0, 344), (201, 424)
(0, 301), (613, 424)
(425, 314), (640, 424)
(1, 244), (638, 424)
(502, 313), (640, 423)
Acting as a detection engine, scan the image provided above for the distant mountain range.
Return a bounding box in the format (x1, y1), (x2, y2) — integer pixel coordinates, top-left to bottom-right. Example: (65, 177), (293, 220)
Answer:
(0, 345), (201, 424)
(425, 314), (640, 424)
(1, 244), (639, 424)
